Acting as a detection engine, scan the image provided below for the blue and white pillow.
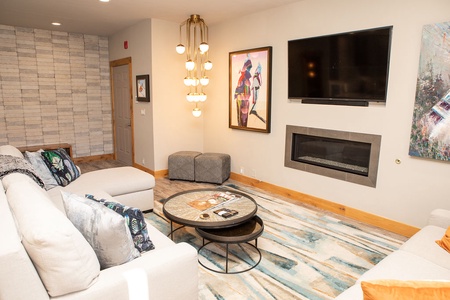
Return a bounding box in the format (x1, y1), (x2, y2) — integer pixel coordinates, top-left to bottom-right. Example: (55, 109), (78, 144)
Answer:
(41, 148), (80, 186)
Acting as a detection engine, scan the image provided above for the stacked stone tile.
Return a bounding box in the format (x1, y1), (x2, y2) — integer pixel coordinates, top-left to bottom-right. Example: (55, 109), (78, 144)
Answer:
(0, 25), (112, 157)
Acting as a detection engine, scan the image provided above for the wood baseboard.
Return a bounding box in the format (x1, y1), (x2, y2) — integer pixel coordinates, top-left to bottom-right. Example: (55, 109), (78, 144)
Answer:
(153, 169), (168, 179)
(230, 172), (419, 238)
(96, 164), (418, 237)
(73, 154), (114, 164)
(133, 165), (168, 179)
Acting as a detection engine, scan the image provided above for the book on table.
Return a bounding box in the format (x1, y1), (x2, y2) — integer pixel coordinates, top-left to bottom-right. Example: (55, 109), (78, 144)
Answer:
(188, 191), (241, 211)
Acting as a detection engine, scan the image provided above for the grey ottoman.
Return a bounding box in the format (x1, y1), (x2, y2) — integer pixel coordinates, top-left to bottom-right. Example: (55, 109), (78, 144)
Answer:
(194, 153), (231, 184)
(168, 151), (201, 181)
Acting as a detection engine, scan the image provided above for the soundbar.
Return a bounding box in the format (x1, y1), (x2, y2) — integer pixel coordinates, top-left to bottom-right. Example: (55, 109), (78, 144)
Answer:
(301, 99), (369, 107)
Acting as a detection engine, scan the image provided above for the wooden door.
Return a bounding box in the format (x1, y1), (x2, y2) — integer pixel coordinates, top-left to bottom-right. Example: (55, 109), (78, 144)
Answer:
(112, 63), (133, 165)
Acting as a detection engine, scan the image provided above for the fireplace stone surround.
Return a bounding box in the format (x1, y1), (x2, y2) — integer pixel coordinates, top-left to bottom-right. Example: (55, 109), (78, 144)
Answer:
(285, 125), (381, 187)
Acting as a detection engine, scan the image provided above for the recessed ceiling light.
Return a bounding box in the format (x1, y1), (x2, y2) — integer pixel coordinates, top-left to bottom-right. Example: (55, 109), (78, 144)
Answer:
(99, 0), (110, 2)
(52, 22), (61, 26)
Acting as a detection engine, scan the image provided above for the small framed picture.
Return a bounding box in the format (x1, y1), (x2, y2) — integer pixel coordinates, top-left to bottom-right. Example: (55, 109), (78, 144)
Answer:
(229, 46), (272, 133)
(136, 74), (150, 102)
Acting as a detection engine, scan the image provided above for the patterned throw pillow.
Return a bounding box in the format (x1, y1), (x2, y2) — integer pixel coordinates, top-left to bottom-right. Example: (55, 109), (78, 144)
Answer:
(41, 148), (80, 186)
(86, 194), (155, 253)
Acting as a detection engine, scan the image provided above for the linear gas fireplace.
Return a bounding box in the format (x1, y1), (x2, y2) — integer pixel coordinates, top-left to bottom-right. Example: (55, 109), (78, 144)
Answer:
(285, 125), (381, 187)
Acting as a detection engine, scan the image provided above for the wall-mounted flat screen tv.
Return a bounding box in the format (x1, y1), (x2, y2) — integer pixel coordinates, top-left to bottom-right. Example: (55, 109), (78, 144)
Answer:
(288, 26), (392, 106)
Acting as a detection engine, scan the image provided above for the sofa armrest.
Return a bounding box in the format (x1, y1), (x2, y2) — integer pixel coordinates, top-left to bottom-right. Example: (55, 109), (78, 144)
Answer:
(55, 242), (198, 300)
(427, 209), (450, 228)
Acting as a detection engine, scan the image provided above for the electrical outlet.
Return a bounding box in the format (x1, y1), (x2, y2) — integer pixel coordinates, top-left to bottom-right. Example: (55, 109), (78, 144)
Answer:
(142, 158), (145, 165)
(240, 167), (244, 174)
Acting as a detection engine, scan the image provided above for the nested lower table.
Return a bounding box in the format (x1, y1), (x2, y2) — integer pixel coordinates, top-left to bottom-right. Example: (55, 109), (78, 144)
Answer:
(196, 215), (264, 274)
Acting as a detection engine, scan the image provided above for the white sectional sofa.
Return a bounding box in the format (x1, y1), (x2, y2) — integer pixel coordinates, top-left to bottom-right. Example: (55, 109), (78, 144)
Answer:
(0, 145), (199, 300)
(335, 209), (450, 299)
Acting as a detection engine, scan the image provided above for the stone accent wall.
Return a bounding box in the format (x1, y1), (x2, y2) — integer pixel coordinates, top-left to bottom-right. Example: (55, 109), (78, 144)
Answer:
(0, 25), (112, 158)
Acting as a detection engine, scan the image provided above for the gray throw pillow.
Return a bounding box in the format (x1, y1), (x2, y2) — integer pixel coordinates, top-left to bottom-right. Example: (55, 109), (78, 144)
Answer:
(24, 150), (59, 190)
(61, 192), (140, 270)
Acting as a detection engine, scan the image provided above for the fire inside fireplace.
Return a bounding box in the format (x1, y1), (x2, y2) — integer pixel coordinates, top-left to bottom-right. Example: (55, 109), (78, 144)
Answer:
(285, 126), (381, 187)
(292, 134), (371, 176)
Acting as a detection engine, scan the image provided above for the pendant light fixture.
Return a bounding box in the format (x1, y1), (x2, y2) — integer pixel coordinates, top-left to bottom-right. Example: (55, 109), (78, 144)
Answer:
(176, 14), (212, 117)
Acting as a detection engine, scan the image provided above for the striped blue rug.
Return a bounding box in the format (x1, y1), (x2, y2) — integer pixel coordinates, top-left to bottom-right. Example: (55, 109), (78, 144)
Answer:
(146, 184), (404, 299)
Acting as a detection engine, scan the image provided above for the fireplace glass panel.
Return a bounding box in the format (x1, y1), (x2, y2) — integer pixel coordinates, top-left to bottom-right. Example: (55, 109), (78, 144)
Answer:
(291, 134), (371, 176)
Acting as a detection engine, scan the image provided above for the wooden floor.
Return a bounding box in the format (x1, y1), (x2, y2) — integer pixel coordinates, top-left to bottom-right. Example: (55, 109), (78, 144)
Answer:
(76, 159), (408, 241)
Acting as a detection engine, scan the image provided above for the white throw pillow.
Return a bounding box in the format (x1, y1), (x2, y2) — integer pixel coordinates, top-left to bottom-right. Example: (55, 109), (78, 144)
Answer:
(61, 192), (140, 270)
(5, 180), (100, 297)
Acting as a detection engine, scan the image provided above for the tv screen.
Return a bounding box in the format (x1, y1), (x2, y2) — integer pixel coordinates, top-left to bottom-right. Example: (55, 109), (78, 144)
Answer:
(288, 26), (392, 105)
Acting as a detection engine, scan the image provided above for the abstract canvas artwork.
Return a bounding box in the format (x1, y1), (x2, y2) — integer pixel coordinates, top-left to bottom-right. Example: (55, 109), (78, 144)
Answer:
(409, 21), (450, 161)
(229, 47), (272, 133)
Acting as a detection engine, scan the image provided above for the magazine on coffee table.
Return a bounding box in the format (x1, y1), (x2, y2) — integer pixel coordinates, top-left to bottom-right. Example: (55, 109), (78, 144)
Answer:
(213, 207), (239, 218)
(188, 191), (241, 211)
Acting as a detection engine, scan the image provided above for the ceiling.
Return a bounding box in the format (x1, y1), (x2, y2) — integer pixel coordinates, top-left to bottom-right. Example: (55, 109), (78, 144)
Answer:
(0, 0), (302, 36)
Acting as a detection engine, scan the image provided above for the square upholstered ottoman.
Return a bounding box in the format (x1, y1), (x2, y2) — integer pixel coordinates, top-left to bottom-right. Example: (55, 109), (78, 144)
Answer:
(168, 151), (201, 181)
(194, 153), (231, 184)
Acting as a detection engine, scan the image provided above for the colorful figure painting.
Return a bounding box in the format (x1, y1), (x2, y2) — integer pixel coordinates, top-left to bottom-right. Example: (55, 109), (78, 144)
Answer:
(409, 21), (450, 161)
(229, 47), (272, 133)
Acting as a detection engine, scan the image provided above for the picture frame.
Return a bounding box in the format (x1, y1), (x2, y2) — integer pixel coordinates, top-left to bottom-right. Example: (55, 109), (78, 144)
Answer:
(229, 46), (272, 133)
(136, 74), (150, 102)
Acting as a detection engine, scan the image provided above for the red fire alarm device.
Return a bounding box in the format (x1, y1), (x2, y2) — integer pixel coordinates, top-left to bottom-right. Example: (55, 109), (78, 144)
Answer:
(124, 41), (128, 49)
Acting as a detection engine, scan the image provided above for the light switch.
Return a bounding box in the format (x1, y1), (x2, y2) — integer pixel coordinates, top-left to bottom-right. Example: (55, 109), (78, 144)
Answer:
(140, 109), (145, 115)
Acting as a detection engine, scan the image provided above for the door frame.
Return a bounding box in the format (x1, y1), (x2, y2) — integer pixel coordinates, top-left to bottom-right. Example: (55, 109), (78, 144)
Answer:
(110, 57), (135, 164)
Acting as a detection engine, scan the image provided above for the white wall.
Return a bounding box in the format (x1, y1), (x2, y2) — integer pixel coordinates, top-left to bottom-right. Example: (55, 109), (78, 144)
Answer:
(109, 19), (204, 171)
(150, 19), (204, 171)
(204, 0), (450, 227)
(109, 20), (155, 169)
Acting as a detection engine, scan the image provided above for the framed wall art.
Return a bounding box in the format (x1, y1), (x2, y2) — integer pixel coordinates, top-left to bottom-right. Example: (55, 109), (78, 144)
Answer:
(136, 74), (150, 102)
(229, 46), (272, 133)
(409, 21), (450, 161)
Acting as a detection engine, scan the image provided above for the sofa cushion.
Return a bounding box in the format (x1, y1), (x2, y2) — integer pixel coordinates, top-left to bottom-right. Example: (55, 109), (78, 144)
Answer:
(24, 150), (59, 190)
(86, 194), (155, 253)
(0, 183), (50, 300)
(5, 179), (100, 297)
(400, 225), (450, 269)
(436, 226), (450, 254)
(361, 279), (450, 300)
(0, 145), (24, 158)
(62, 192), (140, 269)
(41, 148), (80, 186)
(63, 166), (155, 196)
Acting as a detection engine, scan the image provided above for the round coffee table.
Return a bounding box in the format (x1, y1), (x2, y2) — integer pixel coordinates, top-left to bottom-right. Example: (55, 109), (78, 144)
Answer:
(163, 188), (258, 239)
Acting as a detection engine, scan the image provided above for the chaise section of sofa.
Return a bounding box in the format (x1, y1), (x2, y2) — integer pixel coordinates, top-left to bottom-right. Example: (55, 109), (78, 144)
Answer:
(335, 209), (450, 299)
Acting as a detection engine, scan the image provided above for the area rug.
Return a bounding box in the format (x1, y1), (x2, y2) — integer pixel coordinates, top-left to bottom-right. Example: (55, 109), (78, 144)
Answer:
(145, 184), (404, 299)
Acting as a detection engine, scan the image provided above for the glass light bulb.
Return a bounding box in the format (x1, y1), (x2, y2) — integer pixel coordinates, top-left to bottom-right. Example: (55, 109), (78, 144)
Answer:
(176, 44), (185, 54)
(184, 77), (192, 86)
(200, 76), (209, 86)
(199, 93), (207, 102)
(204, 60), (213, 71)
(185, 60), (195, 71)
(192, 107), (202, 117)
(199, 42), (209, 53)
(186, 93), (195, 102)
(192, 77), (199, 86)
